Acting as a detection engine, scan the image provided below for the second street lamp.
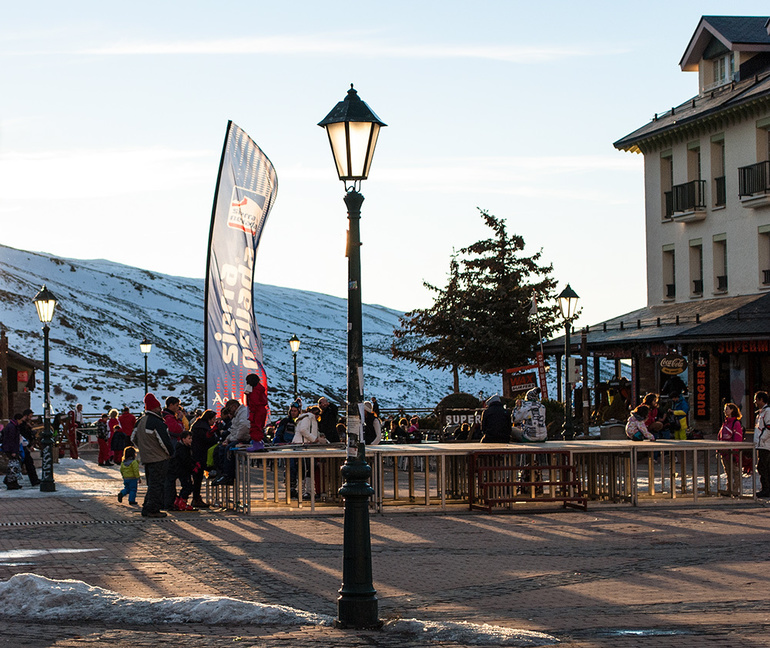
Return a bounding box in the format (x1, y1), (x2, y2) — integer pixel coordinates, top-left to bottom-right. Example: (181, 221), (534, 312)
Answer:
(319, 84), (385, 630)
(289, 334), (300, 398)
(140, 338), (152, 394)
(33, 284), (58, 493)
(558, 284), (580, 441)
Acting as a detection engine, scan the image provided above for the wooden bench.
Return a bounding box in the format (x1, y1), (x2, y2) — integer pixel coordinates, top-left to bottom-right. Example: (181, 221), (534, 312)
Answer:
(468, 449), (587, 512)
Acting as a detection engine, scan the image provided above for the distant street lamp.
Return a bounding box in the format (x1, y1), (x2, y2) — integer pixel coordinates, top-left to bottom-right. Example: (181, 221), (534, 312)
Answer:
(319, 84), (385, 630)
(140, 338), (152, 394)
(289, 334), (301, 399)
(558, 284), (580, 441)
(33, 285), (58, 493)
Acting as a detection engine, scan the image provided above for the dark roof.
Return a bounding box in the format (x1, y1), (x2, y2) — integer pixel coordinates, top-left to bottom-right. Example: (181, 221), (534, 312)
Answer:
(613, 70), (770, 153)
(543, 293), (770, 354)
(701, 16), (770, 45)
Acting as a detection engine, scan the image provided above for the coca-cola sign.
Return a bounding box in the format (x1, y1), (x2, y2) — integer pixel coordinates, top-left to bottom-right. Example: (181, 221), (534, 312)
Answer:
(660, 351), (687, 375)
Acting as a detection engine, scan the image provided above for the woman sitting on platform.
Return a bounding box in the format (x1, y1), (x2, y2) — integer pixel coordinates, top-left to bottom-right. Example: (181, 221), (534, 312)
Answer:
(625, 405), (655, 442)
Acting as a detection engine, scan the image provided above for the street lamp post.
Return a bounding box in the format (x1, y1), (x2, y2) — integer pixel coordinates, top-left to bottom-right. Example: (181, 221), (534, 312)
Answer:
(319, 84), (385, 630)
(558, 284), (580, 441)
(33, 285), (58, 493)
(140, 338), (152, 394)
(289, 335), (301, 399)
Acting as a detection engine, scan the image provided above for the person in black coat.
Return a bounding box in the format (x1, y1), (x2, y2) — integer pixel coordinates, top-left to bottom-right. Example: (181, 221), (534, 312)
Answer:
(480, 395), (512, 444)
(189, 410), (216, 508)
(317, 397), (339, 443)
(169, 431), (197, 511)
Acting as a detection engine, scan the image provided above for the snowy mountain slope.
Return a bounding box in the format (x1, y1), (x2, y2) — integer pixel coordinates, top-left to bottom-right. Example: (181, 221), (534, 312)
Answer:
(0, 244), (500, 415)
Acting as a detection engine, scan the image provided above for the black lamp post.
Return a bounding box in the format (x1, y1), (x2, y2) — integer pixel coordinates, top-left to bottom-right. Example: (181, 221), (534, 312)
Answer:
(33, 285), (58, 493)
(289, 334), (300, 399)
(558, 284), (579, 440)
(319, 84), (385, 630)
(140, 338), (152, 394)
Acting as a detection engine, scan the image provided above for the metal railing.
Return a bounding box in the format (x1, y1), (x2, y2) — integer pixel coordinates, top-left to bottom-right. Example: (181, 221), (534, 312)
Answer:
(665, 283), (676, 298)
(693, 279), (703, 295)
(738, 161), (770, 197)
(763, 269), (770, 285)
(664, 191), (674, 218)
(669, 180), (706, 213)
(714, 175), (726, 206)
(717, 275), (728, 291)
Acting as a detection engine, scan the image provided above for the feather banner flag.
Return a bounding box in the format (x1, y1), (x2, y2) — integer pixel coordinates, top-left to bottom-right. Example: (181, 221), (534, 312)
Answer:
(204, 122), (278, 412)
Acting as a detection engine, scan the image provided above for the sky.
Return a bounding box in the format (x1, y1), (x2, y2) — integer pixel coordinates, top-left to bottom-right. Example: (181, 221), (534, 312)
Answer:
(1, 1), (768, 328)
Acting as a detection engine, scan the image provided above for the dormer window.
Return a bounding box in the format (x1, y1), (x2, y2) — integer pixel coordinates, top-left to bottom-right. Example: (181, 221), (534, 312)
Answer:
(712, 52), (734, 87)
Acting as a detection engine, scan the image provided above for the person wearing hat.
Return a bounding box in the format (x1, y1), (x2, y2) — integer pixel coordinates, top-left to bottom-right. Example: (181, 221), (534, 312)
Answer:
(131, 393), (174, 518)
(512, 388), (548, 443)
(244, 373), (268, 452)
(480, 395), (512, 444)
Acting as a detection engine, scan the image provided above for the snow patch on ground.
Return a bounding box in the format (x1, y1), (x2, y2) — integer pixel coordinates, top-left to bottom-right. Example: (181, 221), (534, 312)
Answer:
(0, 574), (558, 645)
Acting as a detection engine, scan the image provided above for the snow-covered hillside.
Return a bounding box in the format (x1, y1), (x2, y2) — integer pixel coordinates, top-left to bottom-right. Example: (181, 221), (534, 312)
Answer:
(0, 245), (501, 415)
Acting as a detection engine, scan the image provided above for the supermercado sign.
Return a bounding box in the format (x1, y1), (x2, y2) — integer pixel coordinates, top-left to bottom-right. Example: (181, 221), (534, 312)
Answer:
(716, 340), (770, 354)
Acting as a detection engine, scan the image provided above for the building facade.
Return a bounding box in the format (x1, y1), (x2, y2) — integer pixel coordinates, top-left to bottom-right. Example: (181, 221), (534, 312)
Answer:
(547, 16), (770, 431)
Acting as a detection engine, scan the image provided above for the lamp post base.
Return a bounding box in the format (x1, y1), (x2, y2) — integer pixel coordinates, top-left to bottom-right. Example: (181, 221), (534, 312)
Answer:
(337, 450), (379, 629)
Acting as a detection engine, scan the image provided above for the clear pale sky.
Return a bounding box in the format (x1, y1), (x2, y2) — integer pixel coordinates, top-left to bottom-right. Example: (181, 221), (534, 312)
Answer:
(1, 1), (767, 328)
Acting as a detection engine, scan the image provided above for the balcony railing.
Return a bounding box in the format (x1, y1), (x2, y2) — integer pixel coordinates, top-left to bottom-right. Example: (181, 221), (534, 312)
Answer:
(693, 279), (703, 295)
(738, 161), (770, 197)
(666, 180), (706, 214)
(717, 275), (728, 291)
(763, 269), (770, 285)
(665, 283), (676, 298)
(714, 175), (726, 206)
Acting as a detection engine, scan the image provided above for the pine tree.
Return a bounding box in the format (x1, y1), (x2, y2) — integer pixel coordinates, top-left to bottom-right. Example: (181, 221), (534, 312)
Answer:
(391, 255), (472, 392)
(456, 209), (560, 374)
(392, 209), (560, 390)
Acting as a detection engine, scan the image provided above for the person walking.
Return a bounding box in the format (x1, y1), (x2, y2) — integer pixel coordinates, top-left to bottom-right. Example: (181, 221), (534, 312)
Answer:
(131, 393), (174, 518)
(117, 446), (141, 506)
(753, 391), (770, 498)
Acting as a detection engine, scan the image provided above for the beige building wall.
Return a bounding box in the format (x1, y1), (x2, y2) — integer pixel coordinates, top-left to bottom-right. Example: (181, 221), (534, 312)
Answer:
(643, 112), (770, 307)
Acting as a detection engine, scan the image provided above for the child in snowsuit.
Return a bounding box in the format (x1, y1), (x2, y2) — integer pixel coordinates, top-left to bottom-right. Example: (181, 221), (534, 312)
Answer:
(118, 446), (141, 505)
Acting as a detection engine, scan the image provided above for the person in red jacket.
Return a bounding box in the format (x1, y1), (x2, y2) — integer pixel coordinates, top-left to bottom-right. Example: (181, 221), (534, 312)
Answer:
(244, 373), (268, 452)
(163, 396), (185, 449)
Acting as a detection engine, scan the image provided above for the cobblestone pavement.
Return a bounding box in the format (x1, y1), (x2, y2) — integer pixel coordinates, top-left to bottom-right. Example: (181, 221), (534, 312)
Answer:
(1, 493), (770, 647)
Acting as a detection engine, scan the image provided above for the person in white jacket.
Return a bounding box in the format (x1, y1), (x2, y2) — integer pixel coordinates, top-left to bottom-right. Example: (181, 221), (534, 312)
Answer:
(754, 391), (770, 497)
(292, 407), (321, 444)
(224, 400), (251, 445)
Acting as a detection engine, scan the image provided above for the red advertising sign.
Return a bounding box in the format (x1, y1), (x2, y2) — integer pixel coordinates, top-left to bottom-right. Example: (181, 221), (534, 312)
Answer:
(694, 351), (709, 420)
(17, 371), (28, 383)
